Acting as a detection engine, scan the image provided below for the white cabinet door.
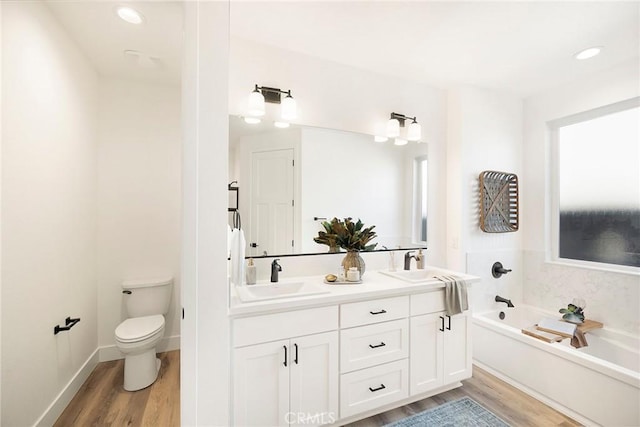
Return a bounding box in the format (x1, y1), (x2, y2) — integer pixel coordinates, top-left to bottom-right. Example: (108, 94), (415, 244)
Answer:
(234, 339), (290, 426)
(409, 312), (444, 395)
(443, 312), (472, 383)
(289, 331), (339, 426)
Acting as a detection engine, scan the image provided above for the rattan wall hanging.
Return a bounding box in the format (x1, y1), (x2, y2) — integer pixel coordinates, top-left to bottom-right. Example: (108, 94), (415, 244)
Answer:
(479, 170), (519, 233)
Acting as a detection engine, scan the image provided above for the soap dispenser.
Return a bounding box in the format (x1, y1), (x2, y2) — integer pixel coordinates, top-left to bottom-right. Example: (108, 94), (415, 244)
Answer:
(246, 258), (256, 285)
(416, 249), (425, 270)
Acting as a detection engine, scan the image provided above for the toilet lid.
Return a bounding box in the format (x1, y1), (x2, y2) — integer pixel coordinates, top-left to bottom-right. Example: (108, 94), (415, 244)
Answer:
(115, 315), (164, 342)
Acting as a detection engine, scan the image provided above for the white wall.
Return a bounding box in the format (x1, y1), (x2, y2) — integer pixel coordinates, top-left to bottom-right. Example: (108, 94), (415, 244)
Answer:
(1, 3), (98, 425)
(229, 37), (447, 267)
(97, 78), (182, 358)
(446, 86), (524, 312)
(522, 60), (640, 334)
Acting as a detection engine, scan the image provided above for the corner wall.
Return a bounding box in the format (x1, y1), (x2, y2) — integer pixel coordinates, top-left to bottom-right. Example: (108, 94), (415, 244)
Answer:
(522, 60), (640, 334)
(1, 3), (98, 425)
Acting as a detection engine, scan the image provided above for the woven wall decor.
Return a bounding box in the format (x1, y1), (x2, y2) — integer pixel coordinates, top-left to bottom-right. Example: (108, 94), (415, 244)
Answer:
(479, 170), (519, 233)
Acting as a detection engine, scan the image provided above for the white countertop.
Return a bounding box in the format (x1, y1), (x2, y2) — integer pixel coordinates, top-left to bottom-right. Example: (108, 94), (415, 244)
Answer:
(228, 267), (479, 317)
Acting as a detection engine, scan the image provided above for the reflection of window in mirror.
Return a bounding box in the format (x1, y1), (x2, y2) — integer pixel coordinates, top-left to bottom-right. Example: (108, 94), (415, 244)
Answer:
(413, 155), (428, 244)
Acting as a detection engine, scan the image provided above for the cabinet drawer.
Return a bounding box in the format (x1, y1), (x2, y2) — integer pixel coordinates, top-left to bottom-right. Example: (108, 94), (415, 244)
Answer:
(341, 296), (409, 328)
(410, 291), (445, 316)
(234, 306), (338, 347)
(340, 318), (408, 372)
(340, 359), (409, 419)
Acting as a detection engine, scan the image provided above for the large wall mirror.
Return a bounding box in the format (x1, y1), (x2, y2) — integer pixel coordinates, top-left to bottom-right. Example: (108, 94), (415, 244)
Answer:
(229, 116), (428, 257)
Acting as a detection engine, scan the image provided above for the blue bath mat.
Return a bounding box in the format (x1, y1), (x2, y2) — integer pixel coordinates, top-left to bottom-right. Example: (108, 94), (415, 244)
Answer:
(384, 397), (510, 427)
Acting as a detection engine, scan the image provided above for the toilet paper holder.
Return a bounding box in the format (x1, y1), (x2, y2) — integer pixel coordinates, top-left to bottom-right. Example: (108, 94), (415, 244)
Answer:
(54, 316), (81, 335)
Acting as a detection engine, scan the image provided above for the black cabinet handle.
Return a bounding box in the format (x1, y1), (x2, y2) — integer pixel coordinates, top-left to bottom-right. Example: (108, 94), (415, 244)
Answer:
(369, 309), (387, 315)
(369, 384), (386, 392)
(439, 316), (445, 332)
(446, 315), (452, 330)
(368, 342), (386, 349)
(283, 345), (288, 367)
(122, 290), (132, 294)
(294, 343), (298, 364)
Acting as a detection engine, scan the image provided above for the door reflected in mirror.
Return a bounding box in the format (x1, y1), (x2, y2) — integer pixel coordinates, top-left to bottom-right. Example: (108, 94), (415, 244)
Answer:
(229, 116), (428, 257)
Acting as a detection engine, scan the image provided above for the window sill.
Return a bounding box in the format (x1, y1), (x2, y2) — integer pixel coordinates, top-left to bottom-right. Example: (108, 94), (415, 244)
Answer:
(545, 258), (640, 277)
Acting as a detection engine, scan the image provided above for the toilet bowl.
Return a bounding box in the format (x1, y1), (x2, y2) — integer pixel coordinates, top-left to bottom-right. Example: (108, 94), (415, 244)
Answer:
(115, 314), (166, 391)
(115, 278), (172, 391)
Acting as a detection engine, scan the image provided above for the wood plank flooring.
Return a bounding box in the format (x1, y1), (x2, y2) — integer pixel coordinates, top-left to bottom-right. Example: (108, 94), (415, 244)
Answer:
(55, 351), (579, 427)
(54, 350), (180, 427)
(346, 366), (581, 427)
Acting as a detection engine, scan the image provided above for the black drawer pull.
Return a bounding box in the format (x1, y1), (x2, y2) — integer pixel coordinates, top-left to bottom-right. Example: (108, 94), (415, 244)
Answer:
(446, 315), (452, 330)
(369, 309), (387, 315)
(283, 345), (288, 367)
(439, 316), (445, 332)
(369, 342), (386, 349)
(369, 384), (386, 392)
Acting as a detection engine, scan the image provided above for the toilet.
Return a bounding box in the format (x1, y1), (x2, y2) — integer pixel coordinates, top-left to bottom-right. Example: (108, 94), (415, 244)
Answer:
(115, 277), (172, 391)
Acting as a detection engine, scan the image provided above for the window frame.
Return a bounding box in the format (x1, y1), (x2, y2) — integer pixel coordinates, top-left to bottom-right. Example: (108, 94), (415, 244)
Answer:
(548, 96), (640, 273)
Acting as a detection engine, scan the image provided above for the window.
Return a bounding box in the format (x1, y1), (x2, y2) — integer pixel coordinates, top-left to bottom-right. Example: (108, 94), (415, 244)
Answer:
(413, 155), (428, 244)
(550, 98), (639, 269)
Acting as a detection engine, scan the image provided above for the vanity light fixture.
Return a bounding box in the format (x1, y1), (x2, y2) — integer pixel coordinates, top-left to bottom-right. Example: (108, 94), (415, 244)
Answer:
(247, 84), (297, 125)
(389, 112), (421, 141)
(394, 138), (408, 146)
(574, 46), (602, 60)
(116, 6), (145, 24)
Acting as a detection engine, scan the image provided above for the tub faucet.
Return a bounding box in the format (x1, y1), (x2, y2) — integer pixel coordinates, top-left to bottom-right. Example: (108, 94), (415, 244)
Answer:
(495, 295), (515, 308)
(271, 259), (282, 283)
(404, 251), (416, 270)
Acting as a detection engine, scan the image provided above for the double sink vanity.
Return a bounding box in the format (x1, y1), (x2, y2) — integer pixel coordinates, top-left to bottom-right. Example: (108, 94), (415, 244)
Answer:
(230, 266), (478, 426)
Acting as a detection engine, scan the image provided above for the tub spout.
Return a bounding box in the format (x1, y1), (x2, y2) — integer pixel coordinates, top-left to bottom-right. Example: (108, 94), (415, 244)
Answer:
(495, 295), (514, 308)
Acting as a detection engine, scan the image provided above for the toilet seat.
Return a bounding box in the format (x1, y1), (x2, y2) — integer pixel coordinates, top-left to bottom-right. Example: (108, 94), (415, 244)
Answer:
(115, 315), (164, 343)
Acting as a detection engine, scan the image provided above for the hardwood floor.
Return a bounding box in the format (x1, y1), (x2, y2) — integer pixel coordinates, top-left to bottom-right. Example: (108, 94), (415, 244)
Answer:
(54, 350), (180, 427)
(55, 352), (578, 427)
(346, 366), (581, 427)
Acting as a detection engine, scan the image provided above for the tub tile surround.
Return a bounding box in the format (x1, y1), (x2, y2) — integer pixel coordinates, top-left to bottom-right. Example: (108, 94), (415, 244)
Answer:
(523, 250), (640, 336)
(466, 250), (523, 313)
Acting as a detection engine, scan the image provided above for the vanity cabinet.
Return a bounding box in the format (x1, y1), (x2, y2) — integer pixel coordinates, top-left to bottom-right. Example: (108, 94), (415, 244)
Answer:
(409, 292), (472, 396)
(233, 307), (339, 427)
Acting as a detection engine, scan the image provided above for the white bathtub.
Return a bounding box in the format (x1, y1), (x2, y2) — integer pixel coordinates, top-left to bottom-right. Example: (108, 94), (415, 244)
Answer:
(473, 305), (640, 426)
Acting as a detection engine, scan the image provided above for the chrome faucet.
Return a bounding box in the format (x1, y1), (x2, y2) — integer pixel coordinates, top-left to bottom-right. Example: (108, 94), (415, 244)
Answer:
(495, 295), (515, 308)
(271, 259), (282, 283)
(404, 251), (417, 270)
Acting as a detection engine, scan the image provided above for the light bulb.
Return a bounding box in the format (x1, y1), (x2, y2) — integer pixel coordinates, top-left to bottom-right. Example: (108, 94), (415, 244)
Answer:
(244, 117), (261, 124)
(394, 138), (408, 146)
(248, 90), (265, 117)
(274, 121), (290, 128)
(387, 118), (400, 138)
(281, 94), (297, 120)
(407, 120), (421, 141)
(116, 6), (144, 24)
(374, 135), (388, 143)
(574, 46), (602, 60)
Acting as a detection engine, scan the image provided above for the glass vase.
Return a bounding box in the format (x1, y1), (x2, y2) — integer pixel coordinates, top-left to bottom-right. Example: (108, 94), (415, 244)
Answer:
(342, 250), (366, 277)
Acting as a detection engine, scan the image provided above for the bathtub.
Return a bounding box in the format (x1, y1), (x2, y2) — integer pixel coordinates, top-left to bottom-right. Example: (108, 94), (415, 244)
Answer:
(473, 305), (640, 426)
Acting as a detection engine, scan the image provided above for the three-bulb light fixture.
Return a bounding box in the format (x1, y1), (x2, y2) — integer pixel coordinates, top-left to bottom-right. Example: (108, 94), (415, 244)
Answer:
(375, 112), (422, 145)
(245, 84), (297, 128)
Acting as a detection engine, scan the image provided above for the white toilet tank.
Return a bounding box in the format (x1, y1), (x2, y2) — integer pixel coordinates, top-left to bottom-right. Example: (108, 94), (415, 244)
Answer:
(122, 277), (173, 318)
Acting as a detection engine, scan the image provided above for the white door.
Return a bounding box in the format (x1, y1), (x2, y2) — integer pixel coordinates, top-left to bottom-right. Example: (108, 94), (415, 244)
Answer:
(233, 340), (290, 426)
(249, 149), (295, 256)
(409, 312), (444, 395)
(443, 312), (472, 383)
(289, 331), (339, 426)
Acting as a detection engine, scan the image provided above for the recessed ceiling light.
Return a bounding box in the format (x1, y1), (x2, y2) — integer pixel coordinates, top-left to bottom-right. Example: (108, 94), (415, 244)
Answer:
(116, 6), (145, 24)
(574, 46), (602, 60)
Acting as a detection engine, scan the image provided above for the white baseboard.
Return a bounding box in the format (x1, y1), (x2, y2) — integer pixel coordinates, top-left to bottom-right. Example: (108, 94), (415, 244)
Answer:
(34, 348), (100, 427)
(99, 335), (181, 362)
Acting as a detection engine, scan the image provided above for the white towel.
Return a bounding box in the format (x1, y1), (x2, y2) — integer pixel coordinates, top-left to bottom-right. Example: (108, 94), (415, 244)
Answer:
(230, 228), (246, 286)
(439, 276), (469, 316)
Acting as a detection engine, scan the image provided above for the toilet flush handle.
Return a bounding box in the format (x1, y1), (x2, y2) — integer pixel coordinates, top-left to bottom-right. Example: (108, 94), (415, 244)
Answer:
(122, 290), (132, 294)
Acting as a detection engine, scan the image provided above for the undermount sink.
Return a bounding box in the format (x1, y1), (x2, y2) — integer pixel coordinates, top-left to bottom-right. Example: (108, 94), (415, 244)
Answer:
(236, 281), (330, 302)
(379, 269), (444, 283)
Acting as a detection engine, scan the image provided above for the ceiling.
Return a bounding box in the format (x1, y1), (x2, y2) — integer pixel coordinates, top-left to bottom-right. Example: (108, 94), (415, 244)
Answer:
(47, 1), (639, 97)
